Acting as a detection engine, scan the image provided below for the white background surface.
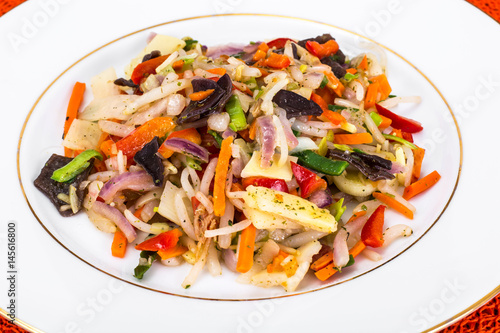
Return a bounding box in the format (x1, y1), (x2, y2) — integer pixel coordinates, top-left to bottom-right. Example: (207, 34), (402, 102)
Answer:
(0, 0), (499, 332)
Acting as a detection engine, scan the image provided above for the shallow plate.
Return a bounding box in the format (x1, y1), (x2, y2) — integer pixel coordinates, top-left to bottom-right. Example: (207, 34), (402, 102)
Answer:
(18, 14), (461, 300)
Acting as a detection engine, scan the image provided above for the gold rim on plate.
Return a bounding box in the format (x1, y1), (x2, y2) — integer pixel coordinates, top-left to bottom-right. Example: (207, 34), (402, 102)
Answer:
(10, 12), (481, 333)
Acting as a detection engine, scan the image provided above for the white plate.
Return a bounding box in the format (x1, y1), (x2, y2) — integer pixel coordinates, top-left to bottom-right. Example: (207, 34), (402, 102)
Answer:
(1, 1), (500, 332)
(18, 14), (461, 301)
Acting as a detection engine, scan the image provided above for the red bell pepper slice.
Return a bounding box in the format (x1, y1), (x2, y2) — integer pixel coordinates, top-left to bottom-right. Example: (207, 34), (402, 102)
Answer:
(305, 40), (339, 59)
(290, 162), (327, 198)
(242, 177), (289, 193)
(115, 117), (176, 158)
(375, 104), (423, 133)
(266, 38), (294, 49)
(135, 228), (182, 252)
(131, 55), (169, 85)
(361, 205), (386, 248)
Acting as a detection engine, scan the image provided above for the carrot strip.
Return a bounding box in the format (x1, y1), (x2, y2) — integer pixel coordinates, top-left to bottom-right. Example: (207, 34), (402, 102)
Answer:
(358, 55), (368, 71)
(322, 109), (346, 126)
(133, 206), (144, 219)
(311, 211), (367, 272)
(364, 81), (380, 109)
(236, 223), (257, 273)
(378, 114), (392, 129)
(111, 230), (127, 258)
(346, 68), (357, 74)
(333, 132), (373, 145)
(252, 49), (267, 62)
(310, 92), (329, 112)
(172, 59), (184, 70)
(100, 139), (117, 159)
(157, 244), (188, 260)
(213, 136), (233, 217)
(403, 171), (441, 201)
(206, 67), (227, 76)
(371, 74), (392, 101)
(64, 82), (86, 137)
(189, 89), (215, 101)
(310, 252), (333, 271)
(324, 71), (345, 97)
(346, 210), (367, 224)
(372, 192), (414, 219)
(314, 241), (366, 281)
(248, 119), (258, 140)
(411, 148), (426, 183)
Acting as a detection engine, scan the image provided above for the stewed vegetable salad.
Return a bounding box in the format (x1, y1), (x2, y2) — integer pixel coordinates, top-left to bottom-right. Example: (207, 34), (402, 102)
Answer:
(34, 33), (441, 291)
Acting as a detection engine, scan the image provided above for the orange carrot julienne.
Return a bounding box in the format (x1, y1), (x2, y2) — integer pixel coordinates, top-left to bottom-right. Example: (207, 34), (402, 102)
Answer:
(371, 74), (392, 101)
(64, 81), (86, 137)
(248, 119), (258, 140)
(189, 89), (215, 101)
(411, 148), (426, 183)
(322, 109), (346, 126)
(333, 132), (373, 145)
(206, 67), (227, 76)
(346, 210), (367, 224)
(372, 192), (414, 219)
(252, 49), (267, 62)
(364, 81), (380, 109)
(324, 71), (345, 97)
(213, 136), (233, 217)
(346, 68), (357, 74)
(358, 55), (368, 70)
(378, 114), (392, 129)
(133, 206), (145, 219)
(157, 244), (188, 260)
(236, 223), (257, 273)
(403, 170), (441, 201)
(314, 241), (366, 281)
(111, 230), (127, 258)
(311, 211), (367, 273)
(310, 92), (329, 112)
(172, 59), (184, 70)
(310, 252), (333, 271)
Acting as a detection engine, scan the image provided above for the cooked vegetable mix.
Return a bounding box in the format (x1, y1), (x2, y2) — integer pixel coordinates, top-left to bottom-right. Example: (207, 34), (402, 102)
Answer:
(34, 33), (442, 291)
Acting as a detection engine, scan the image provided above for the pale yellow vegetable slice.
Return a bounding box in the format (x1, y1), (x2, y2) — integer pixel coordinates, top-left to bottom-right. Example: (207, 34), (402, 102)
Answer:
(244, 207), (303, 230)
(240, 151), (297, 181)
(244, 186), (337, 233)
(62, 119), (102, 151)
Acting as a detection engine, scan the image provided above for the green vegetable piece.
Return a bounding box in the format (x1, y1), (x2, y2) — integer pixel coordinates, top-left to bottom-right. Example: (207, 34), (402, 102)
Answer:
(51, 149), (103, 182)
(286, 82), (300, 90)
(292, 150), (349, 176)
(245, 77), (258, 90)
(344, 72), (359, 82)
(328, 104), (347, 111)
(208, 130), (223, 148)
(370, 111), (382, 127)
(292, 129), (300, 137)
(331, 197), (346, 221)
(382, 134), (418, 149)
(186, 156), (202, 171)
(183, 38), (198, 51)
(225, 95), (247, 132)
(319, 75), (328, 89)
(134, 251), (158, 279)
(255, 89), (264, 99)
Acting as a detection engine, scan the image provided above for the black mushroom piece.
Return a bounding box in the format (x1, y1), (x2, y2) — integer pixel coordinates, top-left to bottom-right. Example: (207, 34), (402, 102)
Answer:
(176, 74), (233, 124)
(321, 56), (346, 79)
(327, 149), (395, 181)
(114, 78), (138, 89)
(297, 33), (336, 47)
(34, 154), (94, 217)
(141, 50), (161, 63)
(272, 89), (323, 119)
(133, 136), (164, 186)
